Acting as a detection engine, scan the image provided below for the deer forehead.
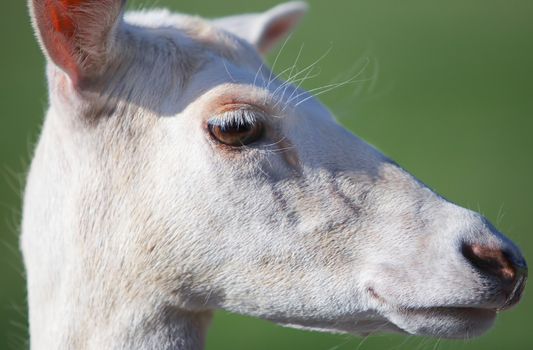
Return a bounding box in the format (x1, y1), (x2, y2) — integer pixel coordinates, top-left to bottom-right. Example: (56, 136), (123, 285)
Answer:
(125, 10), (258, 63)
(62, 16), (293, 128)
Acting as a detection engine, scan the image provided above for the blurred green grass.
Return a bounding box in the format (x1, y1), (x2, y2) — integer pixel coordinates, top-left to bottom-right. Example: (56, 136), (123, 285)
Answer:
(1, 0), (532, 349)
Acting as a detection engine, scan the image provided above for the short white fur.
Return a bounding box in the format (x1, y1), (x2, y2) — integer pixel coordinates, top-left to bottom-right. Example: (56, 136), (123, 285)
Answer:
(23, 1), (526, 349)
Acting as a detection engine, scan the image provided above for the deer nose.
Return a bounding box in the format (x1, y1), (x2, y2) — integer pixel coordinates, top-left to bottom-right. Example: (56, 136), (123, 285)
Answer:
(462, 243), (527, 309)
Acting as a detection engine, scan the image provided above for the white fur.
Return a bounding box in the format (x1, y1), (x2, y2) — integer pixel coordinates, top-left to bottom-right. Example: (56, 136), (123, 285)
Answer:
(23, 1), (525, 349)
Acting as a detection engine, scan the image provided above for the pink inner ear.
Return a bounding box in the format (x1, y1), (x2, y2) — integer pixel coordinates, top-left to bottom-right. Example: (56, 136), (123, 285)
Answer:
(259, 16), (300, 54)
(266, 19), (294, 43)
(47, 0), (84, 39)
(35, 0), (124, 86)
(40, 0), (90, 84)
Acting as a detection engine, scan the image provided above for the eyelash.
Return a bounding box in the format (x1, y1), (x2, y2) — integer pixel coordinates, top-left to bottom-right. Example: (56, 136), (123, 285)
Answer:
(209, 109), (262, 128)
(207, 108), (266, 147)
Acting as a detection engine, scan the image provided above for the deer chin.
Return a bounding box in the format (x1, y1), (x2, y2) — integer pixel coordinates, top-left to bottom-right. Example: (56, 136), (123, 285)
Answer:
(365, 287), (498, 338)
(276, 318), (406, 337)
(276, 306), (495, 339)
(382, 306), (497, 339)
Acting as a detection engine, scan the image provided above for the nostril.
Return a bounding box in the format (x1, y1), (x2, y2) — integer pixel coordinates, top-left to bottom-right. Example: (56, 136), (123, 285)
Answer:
(461, 243), (528, 308)
(461, 243), (519, 287)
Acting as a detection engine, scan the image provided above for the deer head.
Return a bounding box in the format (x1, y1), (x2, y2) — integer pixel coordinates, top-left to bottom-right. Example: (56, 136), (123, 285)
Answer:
(23, 1), (527, 349)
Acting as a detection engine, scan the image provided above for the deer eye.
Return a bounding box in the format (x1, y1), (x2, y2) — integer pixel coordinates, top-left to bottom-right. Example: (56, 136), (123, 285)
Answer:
(208, 110), (265, 147)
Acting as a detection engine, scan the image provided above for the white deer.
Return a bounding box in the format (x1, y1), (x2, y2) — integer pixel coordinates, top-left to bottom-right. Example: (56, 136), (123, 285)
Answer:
(23, 1), (527, 349)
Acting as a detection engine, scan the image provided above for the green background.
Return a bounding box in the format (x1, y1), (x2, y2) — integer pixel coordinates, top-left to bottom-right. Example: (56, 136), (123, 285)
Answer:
(1, 0), (532, 349)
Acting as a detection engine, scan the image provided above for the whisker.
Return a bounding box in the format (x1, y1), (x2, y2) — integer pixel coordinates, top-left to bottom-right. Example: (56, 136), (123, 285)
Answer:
(287, 59), (371, 108)
(354, 333), (370, 350)
(253, 61), (266, 89)
(279, 43), (306, 100)
(265, 63), (305, 104)
(272, 70), (321, 109)
(282, 66), (323, 110)
(291, 77), (371, 108)
(261, 136), (288, 148)
(222, 60), (236, 83)
(266, 33), (294, 89)
(285, 45), (333, 100)
(267, 146), (296, 154)
(286, 43), (305, 83)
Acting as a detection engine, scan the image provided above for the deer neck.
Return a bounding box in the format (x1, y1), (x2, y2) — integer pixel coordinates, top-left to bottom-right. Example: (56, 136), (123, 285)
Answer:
(23, 110), (213, 350)
(104, 307), (213, 350)
(28, 293), (213, 350)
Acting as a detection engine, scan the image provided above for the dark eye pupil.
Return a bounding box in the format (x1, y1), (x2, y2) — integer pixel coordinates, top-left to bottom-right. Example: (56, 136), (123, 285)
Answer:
(208, 117), (264, 147)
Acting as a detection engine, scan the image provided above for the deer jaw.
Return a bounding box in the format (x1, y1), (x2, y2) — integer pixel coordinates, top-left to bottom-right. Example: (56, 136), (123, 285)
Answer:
(23, 1), (527, 349)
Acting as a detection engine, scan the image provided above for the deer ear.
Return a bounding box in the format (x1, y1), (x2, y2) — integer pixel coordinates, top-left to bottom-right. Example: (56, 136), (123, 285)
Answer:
(29, 0), (126, 86)
(214, 1), (308, 55)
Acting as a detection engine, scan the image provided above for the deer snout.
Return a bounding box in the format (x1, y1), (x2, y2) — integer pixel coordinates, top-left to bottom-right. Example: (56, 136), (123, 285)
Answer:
(462, 242), (527, 310)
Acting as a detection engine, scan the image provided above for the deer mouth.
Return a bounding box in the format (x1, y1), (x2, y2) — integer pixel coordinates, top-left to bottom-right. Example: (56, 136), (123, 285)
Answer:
(368, 272), (526, 338)
(397, 305), (498, 323)
(275, 303), (496, 339)
(388, 305), (497, 339)
(367, 287), (499, 338)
